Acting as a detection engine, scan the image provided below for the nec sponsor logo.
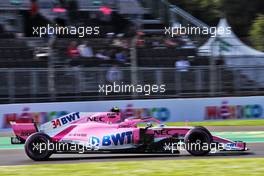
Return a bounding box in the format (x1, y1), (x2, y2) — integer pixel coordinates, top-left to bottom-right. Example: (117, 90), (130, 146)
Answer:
(90, 131), (133, 146)
(86, 116), (105, 122)
(51, 112), (80, 128)
(154, 130), (170, 135)
(86, 113), (117, 122)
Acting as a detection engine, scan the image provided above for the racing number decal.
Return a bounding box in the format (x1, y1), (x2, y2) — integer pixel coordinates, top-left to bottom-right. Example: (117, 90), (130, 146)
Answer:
(51, 112), (80, 128)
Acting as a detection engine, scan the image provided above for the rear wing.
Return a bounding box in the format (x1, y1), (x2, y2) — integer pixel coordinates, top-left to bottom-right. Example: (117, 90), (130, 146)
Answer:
(10, 122), (38, 144)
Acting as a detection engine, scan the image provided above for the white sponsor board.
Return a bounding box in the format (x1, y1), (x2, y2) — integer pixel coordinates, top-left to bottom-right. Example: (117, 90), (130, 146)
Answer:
(0, 96), (264, 130)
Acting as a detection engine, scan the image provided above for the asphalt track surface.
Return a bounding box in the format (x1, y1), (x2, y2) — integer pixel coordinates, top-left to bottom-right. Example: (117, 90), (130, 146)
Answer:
(0, 126), (263, 166)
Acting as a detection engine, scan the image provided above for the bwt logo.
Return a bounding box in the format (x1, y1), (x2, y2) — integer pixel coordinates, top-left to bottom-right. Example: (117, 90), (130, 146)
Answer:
(90, 131), (133, 146)
(51, 112), (80, 128)
(89, 136), (100, 147)
(205, 101), (263, 120)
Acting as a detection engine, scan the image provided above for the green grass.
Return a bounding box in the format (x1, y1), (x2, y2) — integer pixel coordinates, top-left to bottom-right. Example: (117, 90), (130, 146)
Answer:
(165, 119), (264, 126)
(0, 158), (264, 176)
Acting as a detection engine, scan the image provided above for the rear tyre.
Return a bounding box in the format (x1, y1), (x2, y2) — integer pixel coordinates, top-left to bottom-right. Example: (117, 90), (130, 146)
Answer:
(25, 132), (53, 161)
(184, 127), (213, 156)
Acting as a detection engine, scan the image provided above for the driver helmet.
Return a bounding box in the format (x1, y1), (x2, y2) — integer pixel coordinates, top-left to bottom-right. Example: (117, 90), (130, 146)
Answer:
(111, 107), (120, 113)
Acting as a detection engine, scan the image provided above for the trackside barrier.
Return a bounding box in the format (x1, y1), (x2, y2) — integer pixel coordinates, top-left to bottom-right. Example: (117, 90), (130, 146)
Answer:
(1, 96), (264, 130)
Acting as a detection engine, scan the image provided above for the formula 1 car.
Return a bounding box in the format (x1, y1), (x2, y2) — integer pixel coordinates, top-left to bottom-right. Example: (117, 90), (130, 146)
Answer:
(10, 110), (247, 161)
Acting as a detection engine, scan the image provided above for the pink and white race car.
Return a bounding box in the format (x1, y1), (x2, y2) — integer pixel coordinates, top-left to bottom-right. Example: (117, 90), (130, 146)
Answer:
(10, 110), (247, 161)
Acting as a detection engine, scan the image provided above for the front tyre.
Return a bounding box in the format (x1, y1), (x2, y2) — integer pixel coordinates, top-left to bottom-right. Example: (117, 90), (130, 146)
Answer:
(25, 132), (53, 161)
(184, 127), (213, 156)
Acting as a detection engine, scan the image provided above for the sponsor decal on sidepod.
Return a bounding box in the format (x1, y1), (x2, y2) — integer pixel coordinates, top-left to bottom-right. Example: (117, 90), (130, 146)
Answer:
(89, 131), (133, 147)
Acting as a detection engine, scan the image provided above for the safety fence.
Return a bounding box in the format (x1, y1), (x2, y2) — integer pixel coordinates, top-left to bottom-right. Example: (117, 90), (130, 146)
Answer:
(0, 65), (264, 103)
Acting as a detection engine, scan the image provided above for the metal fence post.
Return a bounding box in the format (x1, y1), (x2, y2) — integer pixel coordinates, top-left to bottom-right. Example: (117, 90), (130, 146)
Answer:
(255, 67), (260, 92)
(48, 67), (55, 101)
(31, 70), (37, 99)
(175, 70), (181, 95)
(8, 70), (15, 103)
(99, 68), (106, 100)
(195, 67), (202, 93)
(209, 48), (216, 96)
(218, 66), (222, 93)
(232, 68), (237, 93)
(156, 69), (163, 85)
(131, 36), (138, 98)
(74, 67), (82, 94)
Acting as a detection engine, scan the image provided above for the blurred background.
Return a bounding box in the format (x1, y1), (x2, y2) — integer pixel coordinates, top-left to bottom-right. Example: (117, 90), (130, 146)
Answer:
(0, 0), (263, 103)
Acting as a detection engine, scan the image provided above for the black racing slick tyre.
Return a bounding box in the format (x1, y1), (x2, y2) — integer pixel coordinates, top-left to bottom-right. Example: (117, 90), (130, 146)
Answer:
(25, 132), (53, 161)
(184, 127), (213, 156)
(193, 126), (213, 139)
